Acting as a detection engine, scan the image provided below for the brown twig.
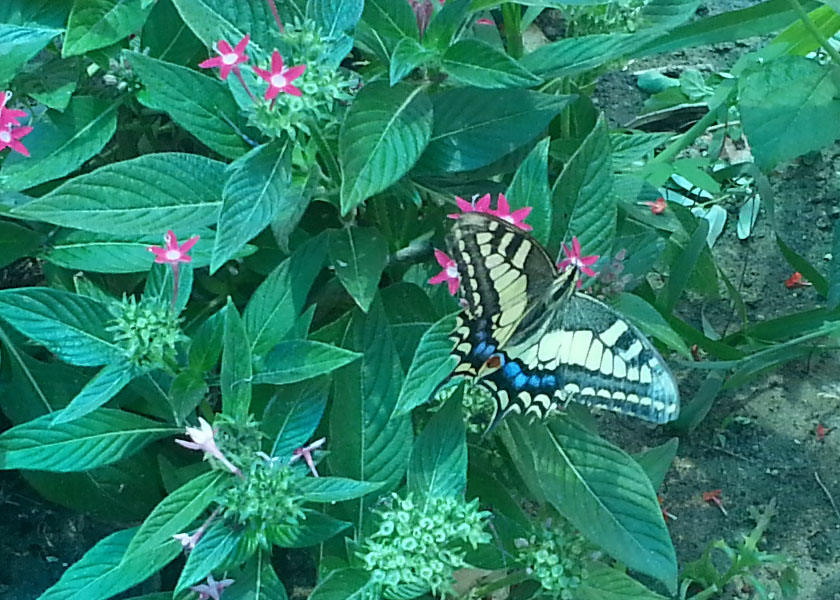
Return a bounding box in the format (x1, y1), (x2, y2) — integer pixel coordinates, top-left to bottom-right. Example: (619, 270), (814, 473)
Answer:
(814, 471), (840, 523)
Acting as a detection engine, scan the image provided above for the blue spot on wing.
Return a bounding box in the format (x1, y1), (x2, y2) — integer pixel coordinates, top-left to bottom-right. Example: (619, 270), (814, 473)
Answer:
(513, 373), (528, 389)
(504, 361), (521, 377)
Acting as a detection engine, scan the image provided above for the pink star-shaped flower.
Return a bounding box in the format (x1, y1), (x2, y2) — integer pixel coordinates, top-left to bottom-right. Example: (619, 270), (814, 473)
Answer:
(642, 197), (666, 215)
(0, 91), (27, 129)
(290, 437), (326, 477)
(190, 574), (235, 600)
(175, 417), (242, 477)
(147, 230), (199, 266)
(557, 237), (599, 288)
(492, 193), (532, 231)
(199, 35), (250, 81)
(0, 125), (32, 157)
(254, 51), (306, 100)
(428, 249), (461, 296)
(447, 193), (492, 220)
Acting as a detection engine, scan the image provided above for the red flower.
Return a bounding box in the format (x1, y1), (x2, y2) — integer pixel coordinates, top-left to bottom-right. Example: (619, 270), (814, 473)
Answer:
(428, 249), (461, 296)
(657, 494), (677, 523)
(448, 193), (493, 220)
(816, 423), (830, 441)
(0, 124), (32, 157)
(199, 35), (250, 80)
(147, 230), (199, 266)
(254, 51), (306, 99)
(0, 91), (27, 129)
(493, 193), (532, 231)
(476, 18), (494, 25)
(702, 489), (728, 516)
(290, 437), (326, 477)
(557, 237), (599, 287)
(784, 272), (811, 289)
(643, 197), (667, 214)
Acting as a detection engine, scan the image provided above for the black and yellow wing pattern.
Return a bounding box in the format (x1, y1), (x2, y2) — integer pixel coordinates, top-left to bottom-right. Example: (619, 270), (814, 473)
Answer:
(446, 212), (679, 428)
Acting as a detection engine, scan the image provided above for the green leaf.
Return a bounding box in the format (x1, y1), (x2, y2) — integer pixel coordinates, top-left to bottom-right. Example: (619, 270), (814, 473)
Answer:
(212, 140), (292, 272)
(633, 438), (679, 490)
(506, 137), (551, 245)
(520, 33), (656, 79)
(610, 132), (672, 169)
(423, 0), (470, 50)
(0, 23), (60, 84)
(225, 550), (289, 600)
(776, 234), (828, 295)
(189, 307), (226, 373)
(268, 509), (351, 548)
(309, 569), (373, 600)
(551, 115), (614, 259)
(0, 408), (176, 472)
(142, 0), (203, 64)
(828, 219), (840, 311)
(298, 476), (385, 503)
(53, 361), (138, 424)
(672, 370), (724, 432)
(245, 235), (327, 356)
(390, 37), (434, 85)
(770, 4), (840, 56)
(441, 39), (542, 88)
(310, 0), (364, 38)
(417, 88), (574, 173)
(221, 298), (252, 420)
(576, 561), (668, 600)
(0, 221), (41, 269)
(328, 226), (389, 312)
(0, 97), (118, 192)
(360, 0), (417, 50)
(394, 312), (458, 415)
(739, 56), (840, 169)
(264, 378), (328, 457)
(63, 0), (153, 56)
(175, 522), (243, 595)
(407, 391), (466, 499)
(639, 0), (700, 28)
(170, 0), (278, 57)
(657, 217), (709, 315)
(12, 153), (226, 235)
(339, 81), (433, 214)
(0, 287), (121, 366)
(502, 417), (677, 592)
(125, 471), (225, 559)
(611, 293), (692, 358)
(253, 340), (362, 385)
(22, 56), (80, 111)
(130, 52), (250, 159)
(0, 0), (71, 28)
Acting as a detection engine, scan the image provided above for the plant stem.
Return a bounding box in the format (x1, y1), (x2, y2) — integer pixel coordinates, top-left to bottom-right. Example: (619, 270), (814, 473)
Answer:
(502, 3), (524, 59)
(787, 0), (840, 66)
(266, 0), (285, 33)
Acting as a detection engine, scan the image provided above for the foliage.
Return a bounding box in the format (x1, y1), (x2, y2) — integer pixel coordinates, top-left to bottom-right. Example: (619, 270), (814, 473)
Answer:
(0, 0), (838, 598)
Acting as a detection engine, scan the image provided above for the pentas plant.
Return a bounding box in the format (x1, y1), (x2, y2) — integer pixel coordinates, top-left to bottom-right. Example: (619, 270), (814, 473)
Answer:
(1, 0), (832, 598)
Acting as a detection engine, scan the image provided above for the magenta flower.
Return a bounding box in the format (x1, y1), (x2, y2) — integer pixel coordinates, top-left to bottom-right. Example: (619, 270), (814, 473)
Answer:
(176, 417), (243, 477)
(147, 230), (199, 308)
(557, 237), (599, 288)
(199, 35), (250, 81)
(0, 91), (27, 129)
(254, 51), (306, 100)
(447, 193), (492, 220)
(190, 574), (235, 600)
(476, 18), (494, 25)
(0, 124), (32, 157)
(492, 193), (532, 231)
(428, 249), (461, 296)
(290, 437), (326, 477)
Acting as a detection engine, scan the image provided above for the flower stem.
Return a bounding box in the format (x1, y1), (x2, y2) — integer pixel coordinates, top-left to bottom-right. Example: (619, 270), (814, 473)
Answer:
(266, 0), (285, 33)
(501, 3), (524, 59)
(786, 0), (840, 66)
(234, 68), (258, 105)
(170, 264), (180, 312)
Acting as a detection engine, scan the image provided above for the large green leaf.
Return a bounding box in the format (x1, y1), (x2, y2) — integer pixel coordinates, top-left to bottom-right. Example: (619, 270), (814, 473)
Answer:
(225, 550), (289, 600)
(13, 153), (226, 235)
(502, 417), (677, 592)
(0, 96), (118, 192)
(739, 56), (840, 169)
(0, 0), (71, 27)
(550, 115), (615, 260)
(244, 237), (327, 355)
(53, 360), (138, 424)
(520, 33), (656, 79)
(309, 568), (373, 600)
(310, 0), (364, 38)
(416, 88), (573, 173)
(339, 81), (433, 214)
(131, 52), (250, 159)
(142, 0), (204, 64)
(360, 0), (417, 49)
(63, 0), (154, 56)
(268, 509), (351, 548)
(175, 521), (243, 595)
(253, 340), (362, 385)
(828, 218), (840, 311)
(328, 226), (389, 312)
(0, 408), (177, 472)
(423, 0), (470, 50)
(576, 562), (668, 600)
(221, 298), (252, 420)
(264, 378), (329, 457)
(0, 287), (121, 366)
(212, 140), (292, 272)
(639, 0), (700, 28)
(656, 217), (709, 315)
(0, 221), (41, 268)
(390, 37), (434, 85)
(506, 137), (551, 245)
(170, 0), (279, 56)
(407, 391), (466, 500)
(0, 23), (60, 84)
(441, 39), (542, 88)
(298, 476), (385, 503)
(633, 438), (679, 490)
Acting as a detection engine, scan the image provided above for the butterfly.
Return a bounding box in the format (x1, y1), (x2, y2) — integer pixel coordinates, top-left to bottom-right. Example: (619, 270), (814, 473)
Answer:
(445, 212), (679, 430)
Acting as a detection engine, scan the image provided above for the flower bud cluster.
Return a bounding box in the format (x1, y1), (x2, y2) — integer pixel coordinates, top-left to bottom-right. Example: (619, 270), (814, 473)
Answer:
(107, 295), (182, 368)
(594, 248), (634, 298)
(515, 520), (589, 599)
(359, 493), (491, 598)
(433, 383), (495, 434)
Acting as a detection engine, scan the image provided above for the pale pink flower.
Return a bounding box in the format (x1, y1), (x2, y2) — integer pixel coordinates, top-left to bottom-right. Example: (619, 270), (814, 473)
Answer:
(190, 574), (235, 600)
(557, 237), (599, 288)
(254, 51), (306, 99)
(290, 437), (326, 477)
(176, 417), (242, 477)
(428, 249), (461, 296)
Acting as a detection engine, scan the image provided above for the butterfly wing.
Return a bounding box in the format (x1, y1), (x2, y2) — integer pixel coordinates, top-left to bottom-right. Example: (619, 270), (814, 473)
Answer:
(480, 292), (680, 425)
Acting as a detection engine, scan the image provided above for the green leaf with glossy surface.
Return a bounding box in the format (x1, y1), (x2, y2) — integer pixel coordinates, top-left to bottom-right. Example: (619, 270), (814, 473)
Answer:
(0, 408), (176, 472)
(611, 293), (691, 358)
(390, 37), (434, 85)
(53, 361), (138, 424)
(576, 562), (668, 600)
(253, 340), (362, 385)
(63, 0), (153, 56)
(506, 137), (551, 245)
(298, 476), (385, 503)
(339, 82), (432, 214)
(131, 52), (250, 159)
(0, 287), (121, 366)
(170, 0), (278, 57)
(441, 39), (541, 88)
(176, 522), (243, 595)
(0, 23), (60, 83)
(268, 509), (351, 547)
(0, 97), (118, 192)
(265, 379), (328, 457)
(0, 221), (41, 268)
(309, 568), (373, 600)
(633, 438), (678, 490)
(639, 0), (700, 28)
(657, 217), (709, 314)
(828, 219), (840, 311)
(407, 391), (466, 499)
(310, 0), (364, 37)
(13, 153), (226, 235)
(222, 298), (251, 420)
(225, 550), (288, 600)
(520, 33), (656, 79)
(329, 226), (389, 312)
(502, 417), (677, 592)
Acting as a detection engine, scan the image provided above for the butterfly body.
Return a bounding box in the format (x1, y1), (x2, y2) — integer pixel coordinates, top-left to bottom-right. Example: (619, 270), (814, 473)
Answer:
(446, 212), (679, 428)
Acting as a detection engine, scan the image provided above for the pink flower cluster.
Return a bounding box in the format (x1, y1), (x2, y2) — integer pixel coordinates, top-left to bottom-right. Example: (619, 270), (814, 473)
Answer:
(0, 91), (32, 157)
